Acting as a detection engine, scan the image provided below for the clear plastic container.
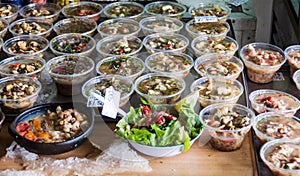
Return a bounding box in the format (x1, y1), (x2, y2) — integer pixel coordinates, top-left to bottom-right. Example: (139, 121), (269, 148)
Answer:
(0, 18), (9, 38)
(188, 3), (231, 23)
(142, 33), (189, 54)
(47, 55), (95, 96)
(199, 103), (255, 151)
(190, 77), (244, 108)
(19, 3), (61, 23)
(82, 75), (134, 107)
(96, 55), (145, 81)
(0, 3), (18, 23)
(139, 16), (183, 35)
(62, 1), (103, 22)
(0, 55), (46, 78)
(96, 35), (143, 58)
(97, 18), (140, 38)
(145, 52), (194, 78)
(134, 73), (186, 104)
(53, 18), (97, 36)
(249, 89), (300, 116)
(260, 138), (300, 176)
(103, 2), (144, 21)
(239, 42), (286, 84)
(194, 53), (244, 80)
(191, 36), (239, 57)
(293, 69), (300, 91)
(0, 76), (42, 114)
(9, 18), (53, 38)
(284, 45), (300, 76)
(3, 35), (49, 57)
(50, 33), (95, 56)
(144, 1), (187, 20)
(253, 112), (300, 145)
(185, 19), (230, 40)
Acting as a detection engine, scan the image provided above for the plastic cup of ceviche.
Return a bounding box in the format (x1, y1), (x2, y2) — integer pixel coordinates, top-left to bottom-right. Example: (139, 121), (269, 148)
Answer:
(9, 18), (53, 38)
(239, 42), (286, 84)
(47, 55), (95, 96)
(193, 53), (244, 80)
(134, 73), (186, 104)
(139, 16), (183, 36)
(190, 77), (244, 108)
(188, 3), (231, 23)
(144, 1), (187, 20)
(284, 45), (300, 76)
(293, 69), (300, 92)
(0, 76), (42, 114)
(145, 51), (194, 78)
(82, 75), (134, 107)
(191, 36), (239, 57)
(96, 35), (143, 58)
(260, 138), (300, 176)
(97, 18), (141, 38)
(96, 55), (145, 81)
(0, 55), (46, 79)
(199, 103), (255, 151)
(249, 89), (300, 116)
(252, 112), (300, 145)
(3, 35), (49, 58)
(142, 33), (189, 54)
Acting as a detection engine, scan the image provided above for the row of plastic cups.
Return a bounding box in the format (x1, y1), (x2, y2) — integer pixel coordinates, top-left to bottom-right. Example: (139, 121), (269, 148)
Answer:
(0, 1), (231, 24)
(1, 32), (190, 58)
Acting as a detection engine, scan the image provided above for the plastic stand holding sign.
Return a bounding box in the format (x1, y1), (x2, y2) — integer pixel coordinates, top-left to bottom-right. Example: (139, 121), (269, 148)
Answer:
(194, 16), (218, 23)
(87, 88), (126, 118)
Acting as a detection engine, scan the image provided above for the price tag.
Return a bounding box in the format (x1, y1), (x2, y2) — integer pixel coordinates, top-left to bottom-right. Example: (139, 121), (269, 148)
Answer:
(101, 87), (121, 119)
(194, 16), (218, 23)
(87, 90), (104, 107)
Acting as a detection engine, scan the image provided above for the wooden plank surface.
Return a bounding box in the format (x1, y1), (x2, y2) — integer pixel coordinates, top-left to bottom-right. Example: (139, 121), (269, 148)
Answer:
(0, 121), (256, 176)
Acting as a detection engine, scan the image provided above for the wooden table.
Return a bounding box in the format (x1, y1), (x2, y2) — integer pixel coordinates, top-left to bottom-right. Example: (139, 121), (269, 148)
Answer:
(0, 119), (257, 176)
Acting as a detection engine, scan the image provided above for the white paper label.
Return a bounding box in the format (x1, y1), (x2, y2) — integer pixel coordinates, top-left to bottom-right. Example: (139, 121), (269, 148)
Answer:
(101, 87), (121, 119)
(194, 16), (218, 23)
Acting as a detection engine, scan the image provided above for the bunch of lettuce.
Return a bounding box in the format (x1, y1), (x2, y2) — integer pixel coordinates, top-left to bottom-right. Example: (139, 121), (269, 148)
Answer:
(115, 99), (203, 151)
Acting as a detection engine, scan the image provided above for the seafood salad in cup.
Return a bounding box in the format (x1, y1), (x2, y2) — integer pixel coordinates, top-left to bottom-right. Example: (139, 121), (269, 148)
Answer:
(143, 33), (188, 54)
(199, 103), (255, 151)
(284, 45), (300, 76)
(97, 19), (140, 38)
(96, 55), (145, 81)
(145, 1), (186, 19)
(260, 139), (300, 176)
(186, 20), (229, 39)
(96, 36), (142, 57)
(103, 2), (144, 20)
(249, 89), (300, 116)
(0, 55), (46, 78)
(190, 77), (244, 107)
(145, 52), (193, 78)
(192, 36), (238, 57)
(0, 76), (42, 114)
(134, 73), (185, 104)
(253, 112), (300, 144)
(82, 75), (134, 107)
(239, 43), (286, 83)
(194, 53), (244, 80)
(139, 16), (183, 35)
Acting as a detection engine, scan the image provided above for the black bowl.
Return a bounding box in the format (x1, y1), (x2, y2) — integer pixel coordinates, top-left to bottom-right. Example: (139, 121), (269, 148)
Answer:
(9, 102), (94, 155)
